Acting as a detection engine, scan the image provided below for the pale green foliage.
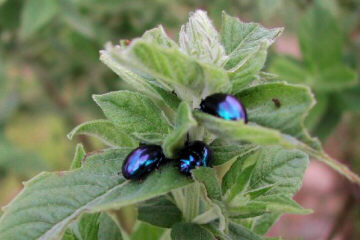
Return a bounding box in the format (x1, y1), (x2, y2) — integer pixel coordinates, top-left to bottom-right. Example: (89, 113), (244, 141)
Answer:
(1, 9), (358, 240)
(179, 10), (227, 66)
(20, 0), (58, 39)
(94, 91), (173, 144)
(68, 120), (137, 148)
(269, 0), (358, 139)
(162, 102), (197, 158)
(63, 213), (123, 240)
(70, 143), (86, 170)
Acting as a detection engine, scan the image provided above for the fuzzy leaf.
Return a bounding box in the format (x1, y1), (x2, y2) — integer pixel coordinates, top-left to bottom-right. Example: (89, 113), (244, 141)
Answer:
(171, 223), (216, 240)
(179, 10), (227, 65)
(0, 149), (191, 240)
(194, 111), (292, 148)
(220, 12), (282, 90)
(93, 91), (172, 144)
(210, 140), (259, 166)
(64, 213), (123, 240)
(235, 82), (320, 149)
(230, 194), (312, 218)
(206, 221), (263, 240)
(221, 146), (308, 232)
(222, 146), (308, 201)
(20, 0), (58, 39)
(70, 144), (86, 170)
(192, 168), (222, 201)
(138, 196), (182, 228)
(251, 213), (280, 235)
(142, 25), (177, 48)
(103, 40), (230, 101)
(100, 44), (181, 113)
(68, 120), (137, 148)
(162, 102), (197, 158)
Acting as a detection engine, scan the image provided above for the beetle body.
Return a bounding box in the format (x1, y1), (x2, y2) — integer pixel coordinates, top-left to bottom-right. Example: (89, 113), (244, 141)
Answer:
(177, 141), (213, 176)
(122, 145), (165, 180)
(200, 93), (247, 123)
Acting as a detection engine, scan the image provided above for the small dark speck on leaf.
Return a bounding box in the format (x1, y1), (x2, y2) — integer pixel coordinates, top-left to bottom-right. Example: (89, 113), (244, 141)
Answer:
(272, 98), (281, 108)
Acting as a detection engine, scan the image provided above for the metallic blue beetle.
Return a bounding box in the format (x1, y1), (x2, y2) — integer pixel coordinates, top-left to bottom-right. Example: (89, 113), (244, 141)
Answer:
(177, 141), (213, 176)
(121, 145), (165, 180)
(200, 93), (247, 122)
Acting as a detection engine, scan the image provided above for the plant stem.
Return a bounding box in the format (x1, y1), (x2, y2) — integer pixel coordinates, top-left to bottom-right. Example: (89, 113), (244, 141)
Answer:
(298, 142), (360, 186)
(315, 151), (360, 186)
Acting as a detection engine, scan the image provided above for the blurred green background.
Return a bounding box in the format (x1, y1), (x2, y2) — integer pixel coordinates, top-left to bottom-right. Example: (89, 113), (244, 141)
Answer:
(1, 0), (360, 239)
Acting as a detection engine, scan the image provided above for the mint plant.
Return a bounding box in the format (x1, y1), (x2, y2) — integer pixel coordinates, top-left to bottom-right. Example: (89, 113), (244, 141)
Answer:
(0, 10), (359, 240)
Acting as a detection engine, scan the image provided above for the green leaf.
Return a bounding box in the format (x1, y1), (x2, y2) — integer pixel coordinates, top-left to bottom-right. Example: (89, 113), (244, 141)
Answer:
(93, 91), (172, 144)
(87, 166), (192, 212)
(70, 143), (86, 170)
(226, 221), (263, 240)
(100, 44), (181, 115)
(235, 82), (320, 149)
(97, 213), (124, 240)
(171, 223), (216, 240)
(162, 102), (197, 158)
(64, 212), (123, 240)
(305, 94), (328, 131)
(230, 194), (312, 218)
(142, 25), (177, 48)
(251, 213), (280, 235)
(20, 0), (58, 39)
(103, 40), (230, 101)
(194, 111), (292, 148)
(206, 221), (263, 240)
(311, 95), (343, 140)
(211, 140), (259, 166)
(298, 1), (342, 71)
(0, 149), (191, 240)
(192, 168), (222, 201)
(312, 65), (357, 92)
(0, 149), (128, 240)
(68, 120), (137, 148)
(221, 146), (309, 233)
(337, 86), (360, 112)
(66, 213), (100, 240)
(269, 56), (311, 85)
(138, 196), (182, 228)
(228, 42), (269, 92)
(271, 57), (357, 92)
(220, 11), (282, 90)
(179, 10), (227, 65)
(131, 222), (164, 240)
(222, 146), (308, 202)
